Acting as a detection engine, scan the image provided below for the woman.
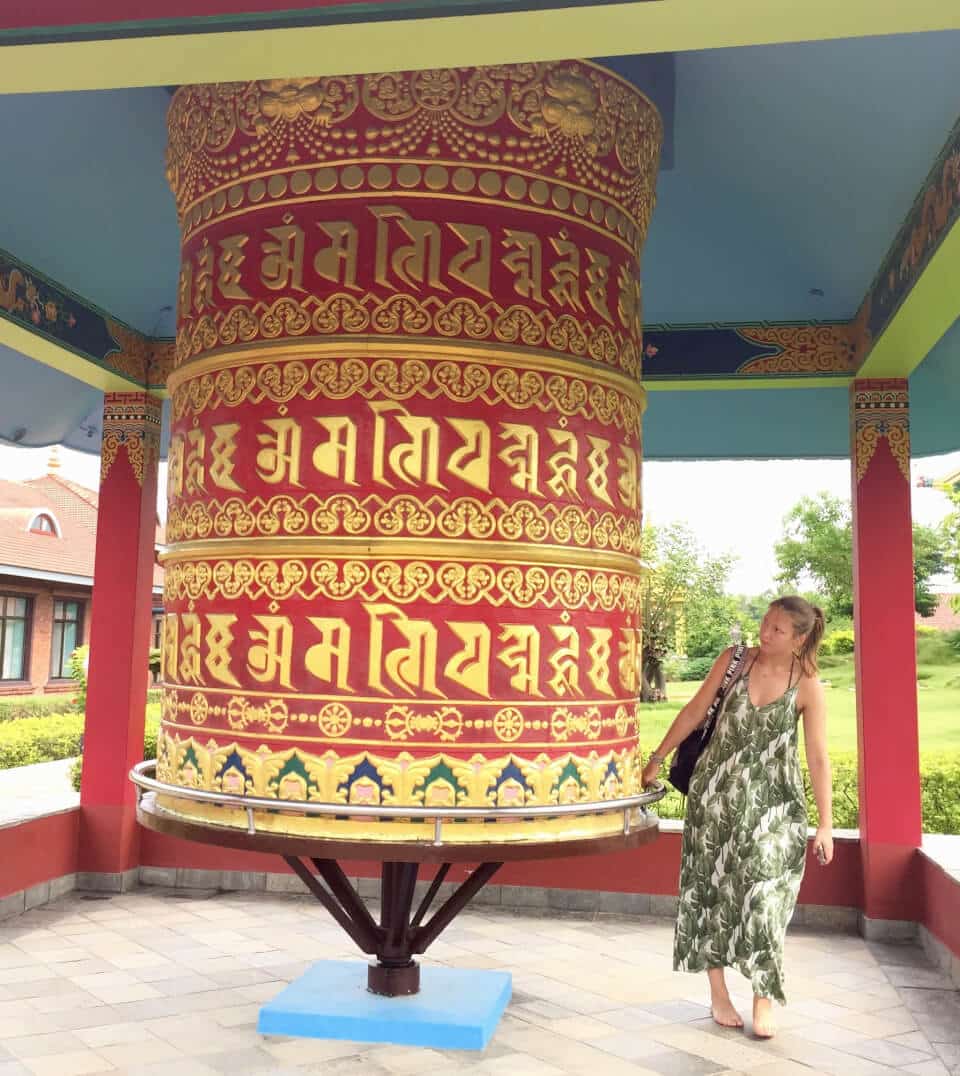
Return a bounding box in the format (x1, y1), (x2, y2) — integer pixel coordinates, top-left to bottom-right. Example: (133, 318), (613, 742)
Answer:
(642, 596), (833, 1040)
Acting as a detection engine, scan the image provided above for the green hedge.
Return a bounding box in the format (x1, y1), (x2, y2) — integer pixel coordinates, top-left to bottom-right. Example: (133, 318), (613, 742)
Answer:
(0, 694), (80, 722)
(69, 719), (159, 791)
(646, 748), (960, 834)
(0, 712), (84, 768)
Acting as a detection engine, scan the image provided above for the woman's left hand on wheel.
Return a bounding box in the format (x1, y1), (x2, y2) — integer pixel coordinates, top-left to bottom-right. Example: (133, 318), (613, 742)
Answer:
(813, 827), (834, 866)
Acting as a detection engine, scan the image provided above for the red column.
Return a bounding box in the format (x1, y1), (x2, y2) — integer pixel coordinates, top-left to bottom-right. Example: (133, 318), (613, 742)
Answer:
(850, 379), (922, 922)
(79, 392), (161, 876)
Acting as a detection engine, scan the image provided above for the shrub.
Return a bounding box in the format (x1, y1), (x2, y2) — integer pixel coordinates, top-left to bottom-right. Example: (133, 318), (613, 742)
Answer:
(647, 750), (960, 834)
(825, 629), (855, 655)
(70, 645), (89, 713)
(945, 630), (960, 656)
(678, 656), (715, 682)
(70, 717), (159, 791)
(917, 631), (959, 666)
(0, 695), (79, 723)
(0, 713), (84, 769)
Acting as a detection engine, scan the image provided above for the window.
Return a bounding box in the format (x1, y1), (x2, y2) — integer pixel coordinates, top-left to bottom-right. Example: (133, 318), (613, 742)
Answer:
(29, 513), (58, 536)
(0, 595), (31, 680)
(51, 600), (82, 679)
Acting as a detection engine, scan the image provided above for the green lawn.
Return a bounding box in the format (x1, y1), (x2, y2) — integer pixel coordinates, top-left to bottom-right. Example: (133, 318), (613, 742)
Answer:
(639, 655), (960, 756)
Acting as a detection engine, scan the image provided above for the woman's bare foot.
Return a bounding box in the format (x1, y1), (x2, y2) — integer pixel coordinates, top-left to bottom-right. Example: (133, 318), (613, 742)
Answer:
(711, 996), (744, 1028)
(752, 995), (776, 1039)
(707, 968), (744, 1028)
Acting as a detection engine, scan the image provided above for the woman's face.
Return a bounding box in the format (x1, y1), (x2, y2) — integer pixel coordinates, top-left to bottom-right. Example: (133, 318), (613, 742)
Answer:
(758, 606), (802, 657)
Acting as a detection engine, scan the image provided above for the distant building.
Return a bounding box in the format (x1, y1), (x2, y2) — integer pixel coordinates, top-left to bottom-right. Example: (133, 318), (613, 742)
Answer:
(0, 468), (163, 696)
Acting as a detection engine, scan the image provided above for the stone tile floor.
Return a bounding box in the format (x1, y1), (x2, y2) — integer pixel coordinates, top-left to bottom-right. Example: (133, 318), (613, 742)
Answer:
(0, 888), (957, 1076)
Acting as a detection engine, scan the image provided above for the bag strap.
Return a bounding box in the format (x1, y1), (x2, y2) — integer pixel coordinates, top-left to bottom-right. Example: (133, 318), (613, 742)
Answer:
(700, 643), (747, 740)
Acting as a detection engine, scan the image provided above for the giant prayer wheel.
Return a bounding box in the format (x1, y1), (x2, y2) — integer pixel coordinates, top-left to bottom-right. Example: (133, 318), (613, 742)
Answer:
(157, 63), (662, 846)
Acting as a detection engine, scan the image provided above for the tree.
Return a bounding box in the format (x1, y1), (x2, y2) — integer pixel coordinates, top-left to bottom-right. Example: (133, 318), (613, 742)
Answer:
(939, 480), (960, 611)
(774, 492), (946, 618)
(641, 523), (736, 701)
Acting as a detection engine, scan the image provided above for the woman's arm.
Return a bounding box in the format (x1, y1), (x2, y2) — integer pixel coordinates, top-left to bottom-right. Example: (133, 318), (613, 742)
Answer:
(641, 647), (737, 787)
(801, 677), (834, 865)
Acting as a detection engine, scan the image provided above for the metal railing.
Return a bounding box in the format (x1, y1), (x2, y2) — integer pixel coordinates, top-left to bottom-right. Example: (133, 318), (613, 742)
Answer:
(130, 761), (667, 847)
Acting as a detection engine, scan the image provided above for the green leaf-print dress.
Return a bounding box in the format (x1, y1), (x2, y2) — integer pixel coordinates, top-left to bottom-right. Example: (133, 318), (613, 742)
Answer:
(673, 670), (807, 1003)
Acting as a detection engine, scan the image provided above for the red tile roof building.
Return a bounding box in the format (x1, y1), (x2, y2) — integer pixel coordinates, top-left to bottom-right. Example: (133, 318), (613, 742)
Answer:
(0, 472), (162, 696)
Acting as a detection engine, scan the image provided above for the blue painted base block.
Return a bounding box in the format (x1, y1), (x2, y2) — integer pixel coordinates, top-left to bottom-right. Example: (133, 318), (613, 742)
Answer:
(257, 960), (512, 1051)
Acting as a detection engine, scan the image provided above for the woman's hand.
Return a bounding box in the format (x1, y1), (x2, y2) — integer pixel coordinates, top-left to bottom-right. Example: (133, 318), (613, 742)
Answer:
(813, 827), (834, 866)
(641, 757), (663, 789)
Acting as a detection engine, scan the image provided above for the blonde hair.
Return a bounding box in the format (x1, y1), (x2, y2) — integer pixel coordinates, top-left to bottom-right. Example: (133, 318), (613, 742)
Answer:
(769, 595), (826, 677)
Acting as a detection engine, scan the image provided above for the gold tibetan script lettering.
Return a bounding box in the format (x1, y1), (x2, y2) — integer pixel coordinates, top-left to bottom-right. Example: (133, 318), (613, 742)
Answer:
(371, 206), (448, 292)
(210, 423), (243, 492)
(184, 429), (205, 495)
(370, 401), (443, 489)
(194, 240), (214, 312)
(446, 223), (492, 297)
(547, 625), (582, 697)
(166, 436), (184, 499)
(617, 445), (640, 511)
(444, 622), (491, 698)
(618, 627), (640, 693)
(498, 424), (540, 496)
(546, 428), (579, 500)
(313, 417), (358, 486)
(498, 625), (542, 697)
(247, 615), (294, 689)
(586, 627), (614, 696)
(205, 614), (240, 687)
(585, 248), (613, 324)
(177, 262), (192, 323)
(586, 436), (613, 506)
(179, 613), (202, 686)
(548, 233), (583, 312)
(217, 234), (251, 300)
(365, 603), (442, 697)
(501, 230), (544, 303)
(257, 418), (303, 486)
(162, 613), (179, 682)
(305, 617), (353, 692)
(261, 222), (306, 292)
(314, 221), (360, 290)
(446, 418), (491, 492)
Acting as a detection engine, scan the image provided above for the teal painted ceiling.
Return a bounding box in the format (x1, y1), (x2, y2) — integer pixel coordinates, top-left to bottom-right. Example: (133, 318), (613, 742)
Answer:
(0, 30), (958, 457)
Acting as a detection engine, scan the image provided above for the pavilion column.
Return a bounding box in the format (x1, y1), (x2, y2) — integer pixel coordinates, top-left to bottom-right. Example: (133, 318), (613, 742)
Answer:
(850, 378), (922, 925)
(79, 392), (161, 878)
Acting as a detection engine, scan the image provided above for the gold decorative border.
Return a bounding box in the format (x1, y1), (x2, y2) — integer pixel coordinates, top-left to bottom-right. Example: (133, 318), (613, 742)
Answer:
(169, 348), (645, 435)
(165, 492), (642, 557)
(737, 323), (858, 375)
(174, 293), (642, 378)
(160, 688), (639, 748)
(156, 727), (641, 808)
(166, 63), (662, 235)
(161, 556), (642, 612)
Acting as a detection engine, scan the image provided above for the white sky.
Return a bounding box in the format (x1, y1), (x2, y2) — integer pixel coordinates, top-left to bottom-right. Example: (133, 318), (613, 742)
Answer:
(2, 443), (958, 596)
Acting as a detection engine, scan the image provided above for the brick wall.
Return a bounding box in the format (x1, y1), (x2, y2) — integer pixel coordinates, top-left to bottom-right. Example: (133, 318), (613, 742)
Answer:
(0, 576), (91, 696)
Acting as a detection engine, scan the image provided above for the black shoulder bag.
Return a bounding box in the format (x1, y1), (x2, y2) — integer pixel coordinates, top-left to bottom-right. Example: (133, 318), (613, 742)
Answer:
(668, 643), (747, 795)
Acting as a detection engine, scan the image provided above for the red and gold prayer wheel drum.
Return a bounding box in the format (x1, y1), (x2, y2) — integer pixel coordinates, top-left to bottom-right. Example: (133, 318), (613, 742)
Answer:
(158, 64), (661, 843)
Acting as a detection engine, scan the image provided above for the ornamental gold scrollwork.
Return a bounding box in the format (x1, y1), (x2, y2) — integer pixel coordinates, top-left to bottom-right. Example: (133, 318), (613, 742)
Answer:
(853, 381), (910, 483)
(163, 556), (642, 613)
(736, 324), (859, 375)
(156, 727), (642, 808)
(170, 355), (645, 435)
(166, 64), (662, 235)
(99, 393), (162, 486)
(175, 293), (641, 377)
(166, 493), (642, 556)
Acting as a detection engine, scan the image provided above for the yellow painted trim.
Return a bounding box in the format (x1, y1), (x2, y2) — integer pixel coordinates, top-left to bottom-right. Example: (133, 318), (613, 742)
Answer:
(858, 223), (960, 379)
(0, 315), (148, 393)
(1, 1), (959, 94)
(645, 377), (853, 391)
(161, 536), (642, 573)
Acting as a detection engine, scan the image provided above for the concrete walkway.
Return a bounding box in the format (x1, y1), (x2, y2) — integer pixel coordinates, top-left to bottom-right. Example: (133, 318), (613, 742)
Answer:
(0, 888), (958, 1075)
